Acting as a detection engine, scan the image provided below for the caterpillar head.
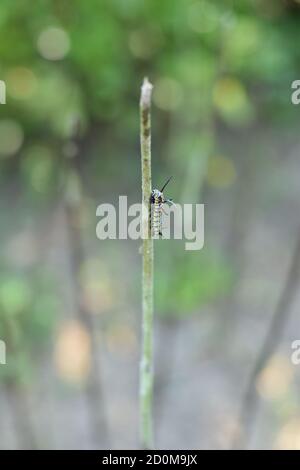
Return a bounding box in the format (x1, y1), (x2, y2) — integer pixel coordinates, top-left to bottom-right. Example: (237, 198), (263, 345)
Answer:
(150, 188), (164, 204)
(150, 176), (173, 204)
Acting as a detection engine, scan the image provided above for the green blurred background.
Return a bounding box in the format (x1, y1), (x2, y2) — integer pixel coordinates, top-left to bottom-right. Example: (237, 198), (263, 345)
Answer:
(1, 0), (300, 449)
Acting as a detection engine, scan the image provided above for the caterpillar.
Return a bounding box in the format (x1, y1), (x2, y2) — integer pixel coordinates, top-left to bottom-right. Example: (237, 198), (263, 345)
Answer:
(150, 176), (174, 238)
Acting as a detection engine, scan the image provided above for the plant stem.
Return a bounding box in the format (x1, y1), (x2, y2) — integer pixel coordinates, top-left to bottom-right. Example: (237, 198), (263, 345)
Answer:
(139, 77), (154, 449)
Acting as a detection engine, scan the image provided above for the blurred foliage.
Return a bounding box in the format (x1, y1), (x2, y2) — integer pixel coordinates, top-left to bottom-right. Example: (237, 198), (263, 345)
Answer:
(0, 266), (59, 384)
(156, 247), (234, 316)
(1, 0), (300, 371)
(0, 0), (299, 180)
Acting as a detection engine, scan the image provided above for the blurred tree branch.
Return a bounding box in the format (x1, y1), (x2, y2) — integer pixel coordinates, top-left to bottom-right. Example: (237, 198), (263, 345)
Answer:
(232, 230), (300, 449)
(63, 125), (110, 448)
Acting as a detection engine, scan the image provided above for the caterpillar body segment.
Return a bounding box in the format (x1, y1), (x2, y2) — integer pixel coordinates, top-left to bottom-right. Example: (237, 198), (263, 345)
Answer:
(150, 177), (174, 238)
(151, 189), (163, 237)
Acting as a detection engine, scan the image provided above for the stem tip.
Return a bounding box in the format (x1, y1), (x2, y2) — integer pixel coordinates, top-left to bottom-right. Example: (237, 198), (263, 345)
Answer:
(140, 77), (153, 108)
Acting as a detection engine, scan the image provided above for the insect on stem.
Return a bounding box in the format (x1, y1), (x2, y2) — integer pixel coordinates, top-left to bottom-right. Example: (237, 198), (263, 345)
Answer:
(150, 176), (174, 238)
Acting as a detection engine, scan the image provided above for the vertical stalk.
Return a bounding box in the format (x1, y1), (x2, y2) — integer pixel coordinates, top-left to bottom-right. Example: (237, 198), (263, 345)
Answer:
(139, 77), (154, 449)
(2, 316), (37, 449)
(64, 148), (110, 448)
(231, 230), (300, 449)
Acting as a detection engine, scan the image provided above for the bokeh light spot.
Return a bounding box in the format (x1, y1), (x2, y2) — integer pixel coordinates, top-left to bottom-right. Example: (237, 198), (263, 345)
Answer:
(54, 320), (91, 384)
(213, 77), (254, 126)
(256, 355), (293, 401)
(0, 120), (24, 157)
(153, 77), (183, 111)
(37, 27), (70, 61)
(22, 145), (56, 193)
(79, 259), (116, 314)
(0, 278), (31, 315)
(275, 418), (300, 450)
(81, 278), (115, 315)
(6, 67), (37, 100)
(206, 156), (236, 188)
(187, 1), (220, 34)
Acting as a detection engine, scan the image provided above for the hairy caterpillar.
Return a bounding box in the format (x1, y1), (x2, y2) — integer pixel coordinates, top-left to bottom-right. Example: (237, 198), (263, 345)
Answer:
(150, 176), (174, 237)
